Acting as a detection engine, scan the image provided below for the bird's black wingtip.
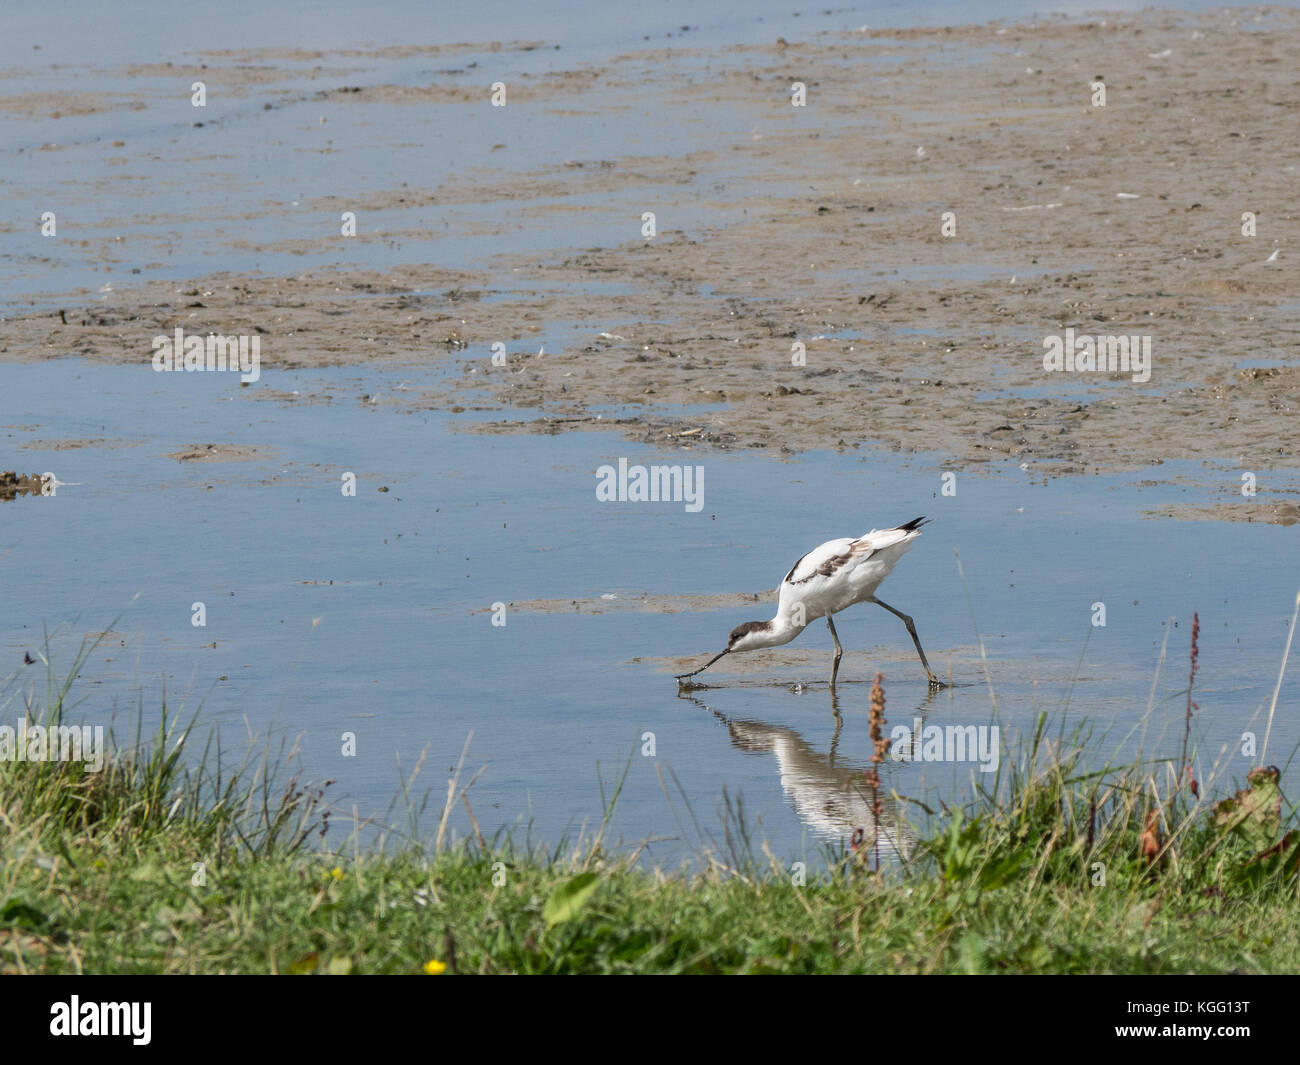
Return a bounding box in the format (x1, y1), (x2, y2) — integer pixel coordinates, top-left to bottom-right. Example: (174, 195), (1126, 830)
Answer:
(899, 515), (929, 531)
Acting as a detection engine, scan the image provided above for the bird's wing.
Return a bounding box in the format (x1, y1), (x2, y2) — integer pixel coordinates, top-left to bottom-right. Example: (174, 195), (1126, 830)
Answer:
(781, 537), (862, 586)
(853, 522), (921, 553)
(777, 521), (926, 610)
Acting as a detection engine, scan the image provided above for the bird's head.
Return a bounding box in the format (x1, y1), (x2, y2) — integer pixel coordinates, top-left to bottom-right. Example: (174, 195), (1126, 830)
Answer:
(726, 620), (775, 653)
(675, 620), (780, 683)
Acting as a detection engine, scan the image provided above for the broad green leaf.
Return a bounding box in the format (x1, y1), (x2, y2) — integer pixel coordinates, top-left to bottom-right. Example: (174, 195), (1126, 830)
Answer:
(1213, 767), (1281, 854)
(1233, 830), (1300, 891)
(542, 871), (600, 928)
(978, 853), (1026, 893)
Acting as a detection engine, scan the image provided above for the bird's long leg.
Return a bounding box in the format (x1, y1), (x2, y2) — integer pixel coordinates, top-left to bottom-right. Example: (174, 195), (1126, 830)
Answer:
(868, 596), (946, 688)
(826, 615), (844, 689)
(829, 686), (843, 763)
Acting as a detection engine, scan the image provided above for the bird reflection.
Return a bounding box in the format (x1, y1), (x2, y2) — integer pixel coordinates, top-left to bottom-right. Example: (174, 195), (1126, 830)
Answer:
(681, 687), (939, 862)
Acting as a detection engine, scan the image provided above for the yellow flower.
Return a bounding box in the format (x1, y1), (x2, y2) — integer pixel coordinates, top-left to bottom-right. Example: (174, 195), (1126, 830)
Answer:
(330, 867), (344, 881)
(423, 959), (447, 975)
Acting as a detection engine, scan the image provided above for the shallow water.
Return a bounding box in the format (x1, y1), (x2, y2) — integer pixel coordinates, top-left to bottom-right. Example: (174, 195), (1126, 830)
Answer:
(3, 358), (1296, 865)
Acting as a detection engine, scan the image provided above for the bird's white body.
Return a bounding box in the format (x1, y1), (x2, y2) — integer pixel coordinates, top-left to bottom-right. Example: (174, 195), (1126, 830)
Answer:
(776, 527), (919, 636)
(675, 516), (940, 687)
(733, 522), (924, 652)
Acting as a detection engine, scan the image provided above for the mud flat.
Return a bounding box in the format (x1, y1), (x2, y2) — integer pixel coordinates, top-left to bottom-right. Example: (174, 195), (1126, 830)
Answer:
(3, 7), (1297, 489)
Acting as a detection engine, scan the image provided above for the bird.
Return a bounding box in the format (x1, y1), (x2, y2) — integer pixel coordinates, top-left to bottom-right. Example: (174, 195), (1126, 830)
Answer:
(674, 516), (943, 689)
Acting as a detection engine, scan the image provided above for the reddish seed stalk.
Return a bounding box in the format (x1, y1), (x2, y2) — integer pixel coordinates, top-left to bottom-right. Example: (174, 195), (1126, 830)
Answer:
(1179, 613), (1199, 800)
(865, 672), (890, 871)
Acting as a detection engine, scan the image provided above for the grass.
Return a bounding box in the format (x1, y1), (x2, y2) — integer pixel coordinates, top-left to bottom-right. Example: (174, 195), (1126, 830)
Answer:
(2, 615), (1299, 974)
